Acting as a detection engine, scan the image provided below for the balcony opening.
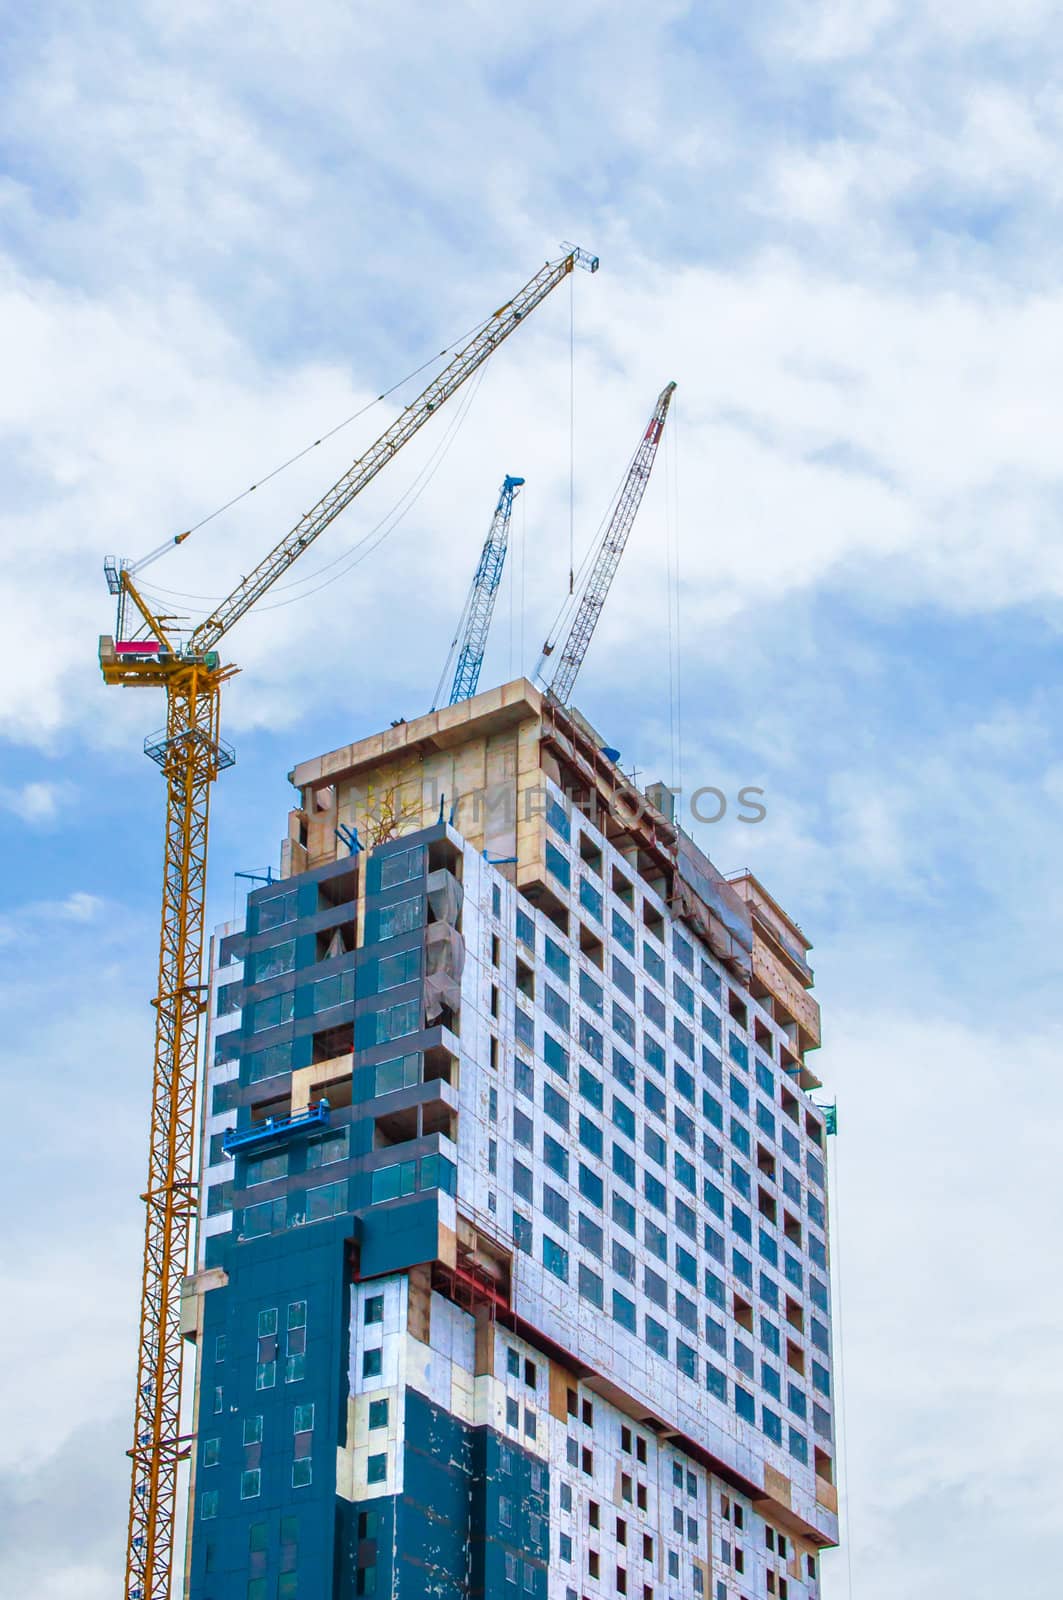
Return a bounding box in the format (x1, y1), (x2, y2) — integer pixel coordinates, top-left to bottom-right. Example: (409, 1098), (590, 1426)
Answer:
(428, 836), (461, 876)
(728, 992), (748, 1029)
(757, 1144), (777, 1181)
(317, 922), (355, 962)
(580, 834), (603, 877)
(786, 1338), (805, 1376)
(374, 1107), (418, 1149)
(814, 1447), (833, 1484)
(754, 1019), (774, 1056)
(424, 1043), (458, 1087)
(733, 1294), (753, 1333)
(612, 866), (634, 907)
(312, 1022), (353, 1063)
(516, 959), (535, 1001)
(422, 1101), (457, 1141)
(318, 868), (357, 910)
(784, 1212), (802, 1247)
(758, 1188), (777, 1223)
(642, 902), (664, 944)
(522, 881), (570, 937)
(579, 924), (604, 971)
(782, 1088), (800, 1124)
(785, 1296), (804, 1334)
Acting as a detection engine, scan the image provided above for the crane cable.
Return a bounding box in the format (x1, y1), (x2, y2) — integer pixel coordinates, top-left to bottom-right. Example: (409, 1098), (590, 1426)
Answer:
(536, 430), (641, 674)
(145, 303), (502, 573)
(142, 363), (489, 622)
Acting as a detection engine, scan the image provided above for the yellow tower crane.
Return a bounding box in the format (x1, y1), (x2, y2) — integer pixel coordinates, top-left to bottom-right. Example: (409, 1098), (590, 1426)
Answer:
(99, 245), (599, 1600)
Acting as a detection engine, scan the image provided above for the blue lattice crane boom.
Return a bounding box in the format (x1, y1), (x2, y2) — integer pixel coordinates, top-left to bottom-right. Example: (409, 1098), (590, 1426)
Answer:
(435, 474), (525, 709)
(539, 380), (675, 705)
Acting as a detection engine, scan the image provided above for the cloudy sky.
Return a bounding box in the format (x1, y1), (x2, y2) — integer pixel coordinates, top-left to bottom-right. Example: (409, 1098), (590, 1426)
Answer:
(3, 2), (1063, 1595)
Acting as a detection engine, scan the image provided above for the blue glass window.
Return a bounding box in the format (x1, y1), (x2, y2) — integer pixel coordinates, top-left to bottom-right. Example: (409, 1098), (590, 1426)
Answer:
(543, 1032), (569, 1079)
(612, 955), (636, 1000)
(545, 937), (570, 982)
(543, 1082), (569, 1128)
(644, 1125), (666, 1167)
(645, 1317), (669, 1358)
(545, 986), (570, 1031)
(578, 1114), (603, 1158)
(612, 1143), (636, 1187)
(546, 797), (570, 842)
(578, 1163), (604, 1208)
(643, 942), (665, 985)
(611, 1095), (636, 1139)
(706, 1363), (727, 1402)
(579, 969), (603, 1014)
(579, 1065), (603, 1111)
(612, 1290), (637, 1333)
(579, 1213), (604, 1256)
(579, 1017), (603, 1063)
(676, 1246), (697, 1285)
(729, 1033), (749, 1070)
(700, 960), (721, 999)
(643, 1076), (666, 1118)
(612, 1003), (635, 1048)
(735, 1385), (756, 1423)
(545, 841), (571, 890)
(674, 1151), (696, 1194)
(543, 1133), (568, 1181)
(643, 1034), (666, 1078)
(579, 877), (603, 920)
(543, 1235), (569, 1281)
(612, 909), (635, 954)
(673, 973), (695, 1015)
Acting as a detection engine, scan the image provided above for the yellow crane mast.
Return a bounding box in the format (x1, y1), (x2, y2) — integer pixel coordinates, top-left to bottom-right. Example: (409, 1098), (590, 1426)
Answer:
(99, 245), (598, 1600)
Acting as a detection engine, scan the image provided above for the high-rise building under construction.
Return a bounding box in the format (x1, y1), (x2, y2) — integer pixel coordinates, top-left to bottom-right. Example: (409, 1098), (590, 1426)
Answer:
(182, 678), (838, 1600)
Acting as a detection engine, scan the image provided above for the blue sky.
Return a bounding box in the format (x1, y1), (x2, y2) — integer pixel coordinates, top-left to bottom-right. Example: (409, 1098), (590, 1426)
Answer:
(3, 3), (1063, 1595)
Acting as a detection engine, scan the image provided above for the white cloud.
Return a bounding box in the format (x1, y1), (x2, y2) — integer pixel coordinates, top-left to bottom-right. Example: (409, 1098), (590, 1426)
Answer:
(3, 4), (1063, 1597)
(0, 779), (70, 824)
